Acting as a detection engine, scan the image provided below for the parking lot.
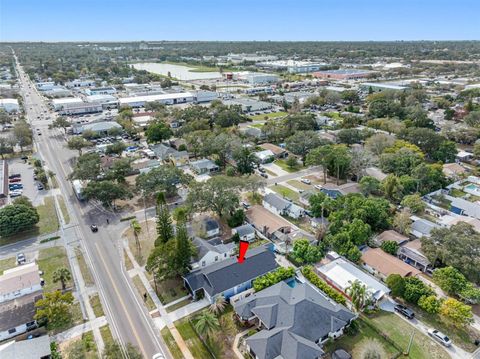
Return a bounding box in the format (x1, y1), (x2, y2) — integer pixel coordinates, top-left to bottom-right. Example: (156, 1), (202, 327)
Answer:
(7, 158), (45, 206)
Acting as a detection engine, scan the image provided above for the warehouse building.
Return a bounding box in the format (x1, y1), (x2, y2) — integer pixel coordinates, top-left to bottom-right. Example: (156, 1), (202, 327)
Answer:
(65, 79), (96, 88)
(313, 69), (374, 80)
(58, 103), (103, 115)
(85, 94), (119, 109)
(72, 120), (122, 135)
(85, 86), (117, 95)
(51, 97), (84, 111)
(360, 82), (409, 92)
(257, 60), (328, 73)
(0, 99), (19, 113)
(223, 98), (272, 113)
(119, 92), (195, 107)
(42, 87), (72, 98)
(36, 81), (55, 91)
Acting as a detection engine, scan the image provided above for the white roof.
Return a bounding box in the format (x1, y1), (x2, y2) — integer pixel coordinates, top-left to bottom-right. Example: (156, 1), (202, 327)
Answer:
(457, 150), (473, 158)
(119, 92), (194, 105)
(0, 98), (19, 105)
(317, 256), (390, 301)
(255, 150), (275, 160)
(52, 97), (83, 105)
(85, 94), (117, 102)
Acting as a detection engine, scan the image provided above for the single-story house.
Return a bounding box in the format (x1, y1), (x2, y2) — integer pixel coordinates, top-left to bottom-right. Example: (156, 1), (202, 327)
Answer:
(150, 143), (176, 161)
(0, 263), (43, 304)
(0, 335), (51, 359)
(169, 150), (189, 167)
(410, 217), (440, 238)
(190, 159), (219, 175)
(259, 143), (288, 159)
(316, 252), (390, 302)
(299, 190), (317, 206)
(0, 292), (42, 341)
(246, 205), (292, 239)
(456, 150), (473, 162)
(263, 193), (305, 219)
(191, 237), (235, 270)
(243, 126), (266, 140)
(183, 245), (279, 303)
(398, 239), (432, 274)
(234, 281), (356, 359)
(203, 218), (220, 238)
(361, 247), (421, 280)
(374, 230), (408, 246)
(254, 150), (275, 164)
(232, 224), (256, 242)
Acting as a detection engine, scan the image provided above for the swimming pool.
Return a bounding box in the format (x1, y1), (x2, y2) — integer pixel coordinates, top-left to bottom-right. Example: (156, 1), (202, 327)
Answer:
(465, 183), (480, 193)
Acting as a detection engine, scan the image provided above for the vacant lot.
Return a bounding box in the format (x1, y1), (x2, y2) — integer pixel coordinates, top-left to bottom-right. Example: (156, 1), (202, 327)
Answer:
(38, 246), (73, 292)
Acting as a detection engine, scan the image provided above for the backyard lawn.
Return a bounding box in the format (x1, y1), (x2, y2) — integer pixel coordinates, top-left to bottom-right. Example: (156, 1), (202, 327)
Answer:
(274, 159), (303, 173)
(269, 184), (300, 201)
(249, 111), (287, 121)
(38, 246), (73, 292)
(364, 311), (450, 359)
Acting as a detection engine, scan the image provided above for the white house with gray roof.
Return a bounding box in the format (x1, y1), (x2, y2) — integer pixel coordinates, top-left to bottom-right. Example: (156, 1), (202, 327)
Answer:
(191, 237), (235, 270)
(232, 223), (256, 242)
(263, 193), (305, 219)
(234, 281), (355, 359)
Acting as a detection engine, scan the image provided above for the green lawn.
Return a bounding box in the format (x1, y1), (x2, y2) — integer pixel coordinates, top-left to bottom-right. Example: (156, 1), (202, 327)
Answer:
(89, 294), (104, 318)
(36, 196), (60, 235)
(175, 318), (213, 359)
(38, 246), (73, 292)
(161, 327), (184, 359)
(287, 179), (313, 191)
(0, 257), (16, 275)
(99, 325), (115, 347)
(132, 275), (156, 311)
(0, 196), (59, 245)
(154, 277), (189, 305)
(325, 317), (399, 358)
(269, 184), (300, 201)
(57, 195), (70, 224)
(124, 250), (134, 271)
(166, 298), (191, 313)
(249, 111), (287, 121)
(364, 311), (450, 359)
(274, 159), (303, 173)
(49, 300), (84, 335)
(75, 247), (94, 287)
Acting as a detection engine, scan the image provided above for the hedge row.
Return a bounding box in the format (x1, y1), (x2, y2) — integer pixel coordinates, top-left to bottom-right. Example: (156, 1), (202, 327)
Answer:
(301, 266), (347, 305)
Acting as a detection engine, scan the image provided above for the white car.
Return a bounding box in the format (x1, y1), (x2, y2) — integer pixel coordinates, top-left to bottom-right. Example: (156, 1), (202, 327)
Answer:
(314, 184), (323, 190)
(428, 329), (452, 347)
(300, 178), (311, 185)
(152, 354), (165, 359)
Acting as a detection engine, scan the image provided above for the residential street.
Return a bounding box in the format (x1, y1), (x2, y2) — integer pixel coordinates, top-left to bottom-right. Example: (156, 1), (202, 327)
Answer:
(13, 56), (170, 359)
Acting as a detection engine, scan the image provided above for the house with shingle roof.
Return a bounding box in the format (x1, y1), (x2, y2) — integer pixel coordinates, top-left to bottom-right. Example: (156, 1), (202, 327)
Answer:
(263, 193), (305, 219)
(191, 237), (235, 270)
(234, 281), (355, 359)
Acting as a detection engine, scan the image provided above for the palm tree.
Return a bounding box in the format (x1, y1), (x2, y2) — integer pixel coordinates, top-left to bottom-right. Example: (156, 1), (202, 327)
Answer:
(346, 279), (371, 312)
(52, 267), (72, 291)
(209, 296), (226, 315)
(194, 311), (220, 338)
(131, 219), (142, 254)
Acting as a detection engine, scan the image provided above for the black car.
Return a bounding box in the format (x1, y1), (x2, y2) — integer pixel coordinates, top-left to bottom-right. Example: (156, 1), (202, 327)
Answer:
(90, 224), (98, 233)
(394, 304), (415, 319)
(8, 173), (21, 179)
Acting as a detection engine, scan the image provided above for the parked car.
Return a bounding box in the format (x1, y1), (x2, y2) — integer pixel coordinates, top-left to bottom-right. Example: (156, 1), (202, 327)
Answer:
(37, 183), (44, 190)
(258, 167), (266, 173)
(301, 178), (311, 185)
(314, 184), (322, 190)
(152, 354), (165, 359)
(394, 304), (415, 319)
(10, 191), (23, 198)
(8, 173), (21, 179)
(90, 224), (98, 233)
(16, 253), (26, 265)
(260, 173), (268, 178)
(428, 329), (452, 347)
(9, 178), (22, 183)
(9, 184), (23, 190)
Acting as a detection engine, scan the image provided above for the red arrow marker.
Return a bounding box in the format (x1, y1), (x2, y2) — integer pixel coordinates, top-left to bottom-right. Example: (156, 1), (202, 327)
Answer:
(237, 240), (250, 264)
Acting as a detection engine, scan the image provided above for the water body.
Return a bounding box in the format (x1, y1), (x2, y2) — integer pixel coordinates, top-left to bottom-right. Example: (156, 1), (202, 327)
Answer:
(131, 62), (222, 80)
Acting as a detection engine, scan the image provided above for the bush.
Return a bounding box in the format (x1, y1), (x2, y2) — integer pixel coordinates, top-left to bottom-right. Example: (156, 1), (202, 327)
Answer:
(386, 274), (405, 298)
(301, 266), (346, 305)
(380, 240), (399, 255)
(418, 295), (441, 314)
(253, 267), (295, 292)
(403, 277), (435, 304)
(227, 209), (245, 228)
(0, 204), (40, 237)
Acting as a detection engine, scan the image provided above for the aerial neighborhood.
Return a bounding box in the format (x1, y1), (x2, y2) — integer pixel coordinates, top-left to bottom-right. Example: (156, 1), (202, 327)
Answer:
(1, 14), (480, 359)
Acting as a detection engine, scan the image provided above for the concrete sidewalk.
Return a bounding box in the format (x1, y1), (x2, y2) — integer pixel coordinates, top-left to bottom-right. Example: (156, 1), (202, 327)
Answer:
(53, 316), (107, 343)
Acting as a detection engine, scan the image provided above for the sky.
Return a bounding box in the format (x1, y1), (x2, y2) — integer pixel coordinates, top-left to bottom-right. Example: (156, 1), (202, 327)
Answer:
(1, 0), (479, 42)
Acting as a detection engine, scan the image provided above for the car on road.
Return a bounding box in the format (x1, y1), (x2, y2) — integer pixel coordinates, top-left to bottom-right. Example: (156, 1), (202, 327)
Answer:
(301, 178), (311, 185)
(260, 172), (268, 178)
(428, 329), (452, 347)
(37, 183), (44, 190)
(394, 304), (415, 319)
(152, 354), (165, 359)
(90, 224), (98, 233)
(16, 253), (26, 265)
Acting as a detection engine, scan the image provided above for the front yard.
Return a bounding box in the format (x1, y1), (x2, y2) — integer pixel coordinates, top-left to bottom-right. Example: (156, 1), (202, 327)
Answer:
(38, 246), (73, 292)
(274, 159), (304, 173)
(153, 276), (189, 305)
(269, 184), (300, 201)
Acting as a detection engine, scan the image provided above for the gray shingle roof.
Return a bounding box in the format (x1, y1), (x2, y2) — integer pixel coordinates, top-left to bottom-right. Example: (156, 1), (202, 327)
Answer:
(184, 246), (278, 297)
(263, 193), (290, 211)
(192, 237), (234, 259)
(233, 224), (255, 237)
(234, 281), (355, 359)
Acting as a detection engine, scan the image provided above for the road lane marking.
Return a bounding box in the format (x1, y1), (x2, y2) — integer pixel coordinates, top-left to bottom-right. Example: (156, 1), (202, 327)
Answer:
(94, 242), (148, 357)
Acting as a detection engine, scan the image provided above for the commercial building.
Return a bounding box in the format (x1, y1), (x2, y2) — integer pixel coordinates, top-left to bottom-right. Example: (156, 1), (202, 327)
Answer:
(85, 86), (117, 95)
(234, 281), (355, 359)
(257, 60), (328, 73)
(233, 72), (280, 85)
(51, 97), (84, 111)
(360, 82), (409, 92)
(313, 69), (373, 80)
(0, 99), (20, 113)
(35, 82), (55, 91)
(58, 103), (103, 116)
(85, 94), (119, 109)
(72, 120), (122, 135)
(42, 87), (72, 98)
(223, 98), (272, 113)
(0, 263), (43, 304)
(65, 79), (96, 88)
(119, 92), (195, 107)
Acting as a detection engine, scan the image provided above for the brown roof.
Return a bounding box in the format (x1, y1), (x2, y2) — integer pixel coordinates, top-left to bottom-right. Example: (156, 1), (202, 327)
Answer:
(246, 205), (291, 236)
(361, 248), (421, 277)
(0, 263), (41, 297)
(376, 230), (409, 245)
(259, 143), (286, 156)
(443, 163), (466, 176)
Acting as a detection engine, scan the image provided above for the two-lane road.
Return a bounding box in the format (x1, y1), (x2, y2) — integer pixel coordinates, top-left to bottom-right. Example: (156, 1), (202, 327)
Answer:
(14, 57), (169, 359)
